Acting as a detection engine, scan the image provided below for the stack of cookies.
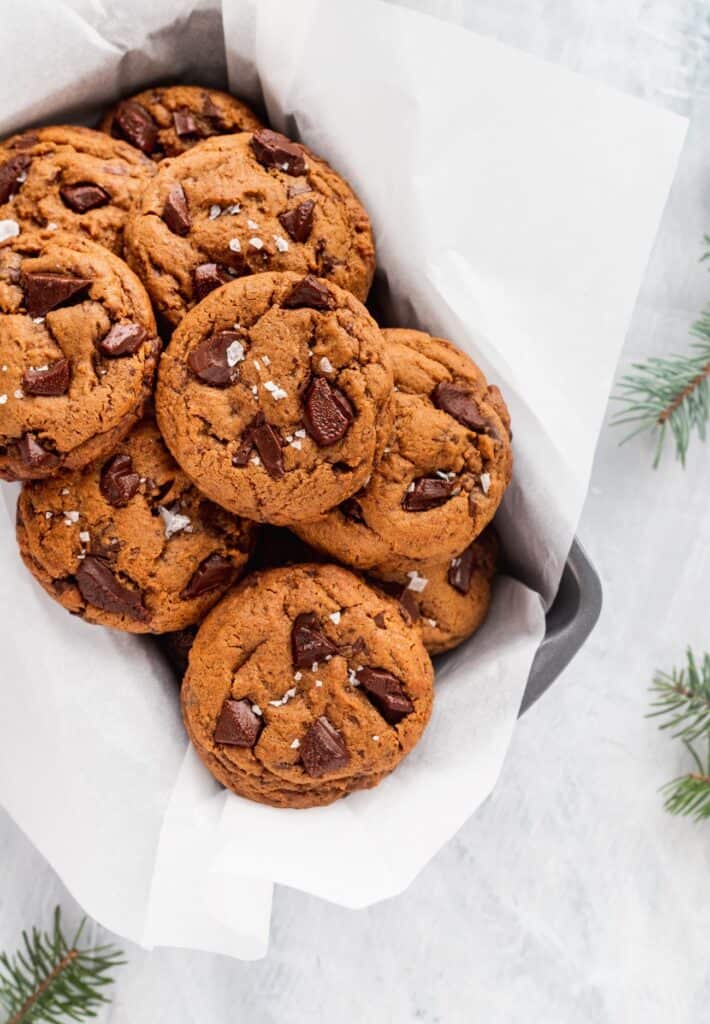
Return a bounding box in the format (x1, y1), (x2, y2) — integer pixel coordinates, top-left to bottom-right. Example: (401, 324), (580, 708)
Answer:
(0, 85), (513, 808)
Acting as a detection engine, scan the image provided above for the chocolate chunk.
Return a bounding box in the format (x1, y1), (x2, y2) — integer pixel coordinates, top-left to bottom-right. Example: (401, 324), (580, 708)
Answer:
(292, 611), (338, 668)
(300, 716), (349, 777)
(232, 433), (255, 467)
(448, 545), (477, 595)
(402, 477), (454, 512)
(193, 262), (230, 302)
(250, 129), (306, 176)
(202, 93), (223, 121)
(163, 183), (191, 235)
(278, 200), (315, 243)
(173, 108), (201, 138)
(0, 153), (30, 204)
(22, 358), (71, 396)
(252, 416), (285, 479)
(355, 667), (414, 725)
(98, 322), (148, 357)
(399, 588), (420, 624)
(188, 330), (241, 386)
(17, 432), (58, 469)
(7, 134), (37, 150)
(100, 453), (140, 507)
(182, 553), (234, 599)
(374, 611), (386, 628)
(22, 272), (91, 318)
(76, 556), (149, 621)
(282, 274), (333, 310)
(113, 100), (158, 154)
(340, 497), (364, 523)
(214, 698), (262, 747)
(303, 377), (353, 447)
(287, 181), (313, 198)
(432, 381), (487, 431)
(59, 183), (110, 213)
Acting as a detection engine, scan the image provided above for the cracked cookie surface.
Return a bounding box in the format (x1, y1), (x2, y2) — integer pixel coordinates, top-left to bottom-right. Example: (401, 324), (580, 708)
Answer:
(182, 563), (434, 808)
(0, 232), (159, 481)
(369, 528), (499, 655)
(100, 84), (263, 160)
(0, 125), (155, 253)
(124, 131), (375, 327)
(294, 328), (512, 566)
(16, 418), (256, 633)
(155, 271), (393, 525)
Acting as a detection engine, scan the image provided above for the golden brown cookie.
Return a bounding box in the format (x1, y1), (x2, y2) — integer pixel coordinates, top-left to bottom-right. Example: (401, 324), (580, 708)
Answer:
(369, 529), (499, 655)
(0, 232), (160, 482)
(182, 563), (434, 808)
(100, 84), (263, 160)
(124, 130), (375, 327)
(294, 328), (512, 566)
(155, 272), (393, 526)
(16, 419), (256, 633)
(0, 126), (154, 253)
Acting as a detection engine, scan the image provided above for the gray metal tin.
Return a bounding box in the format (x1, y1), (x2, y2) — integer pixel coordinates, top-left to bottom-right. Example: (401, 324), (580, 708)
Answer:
(519, 539), (602, 714)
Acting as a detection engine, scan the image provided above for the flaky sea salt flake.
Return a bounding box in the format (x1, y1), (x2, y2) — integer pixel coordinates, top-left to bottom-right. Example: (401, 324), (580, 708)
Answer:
(406, 570), (428, 593)
(159, 506), (191, 539)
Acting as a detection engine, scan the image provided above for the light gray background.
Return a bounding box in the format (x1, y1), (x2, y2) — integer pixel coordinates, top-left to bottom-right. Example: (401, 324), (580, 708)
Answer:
(2, 1), (709, 1021)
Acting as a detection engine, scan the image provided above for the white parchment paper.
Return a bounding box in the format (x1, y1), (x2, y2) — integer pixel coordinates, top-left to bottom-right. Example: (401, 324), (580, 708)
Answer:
(0, 0), (686, 958)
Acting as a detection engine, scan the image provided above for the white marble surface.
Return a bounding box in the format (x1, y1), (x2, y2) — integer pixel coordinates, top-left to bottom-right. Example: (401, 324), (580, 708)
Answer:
(2, 1), (710, 1020)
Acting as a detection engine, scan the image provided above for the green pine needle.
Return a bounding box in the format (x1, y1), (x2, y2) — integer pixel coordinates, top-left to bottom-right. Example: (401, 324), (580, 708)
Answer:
(0, 908), (124, 1024)
(611, 312), (710, 467)
(649, 649), (710, 822)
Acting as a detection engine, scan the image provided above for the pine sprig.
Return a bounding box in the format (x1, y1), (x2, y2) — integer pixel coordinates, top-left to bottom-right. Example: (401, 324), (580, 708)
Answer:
(611, 312), (710, 467)
(0, 908), (124, 1024)
(648, 649), (710, 821)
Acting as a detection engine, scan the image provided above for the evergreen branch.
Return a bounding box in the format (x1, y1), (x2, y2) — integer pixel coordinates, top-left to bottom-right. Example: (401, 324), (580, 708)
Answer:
(0, 908), (124, 1024)
(611, 312), (710, 467)
(649, 649), (710, 822)
(648, 648), (710, 742)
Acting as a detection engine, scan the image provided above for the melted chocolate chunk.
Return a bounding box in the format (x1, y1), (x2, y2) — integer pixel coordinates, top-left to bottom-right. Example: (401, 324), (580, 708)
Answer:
(22, 359), (70, 396)
(100, 453), (140, 507)
(193, 262), (231, 302)
(59, 183), (110, 213)
(188, 330), (241, 386)
(0, 153), (30, 204)
(17, 432), (58, 469)
(278, 200), (315, 243)
(432, 381), (487, 432)
(291, 611), (338, 668)
(250, 129), (306, 176)
(113, 100), (158, 154)
(163, 183), (191, 235)
(214, 698), (263, 747)
(303, 377), (353, 447)
(448, 544), (477, 595)
(300, 716), (349, 777)
(76, 556), (149, 621)
(340, 497), (364, 523)
(182, 553), (234, 599)
(251, 415), (284, 479)
(282, 274), (333, 310)
(402, 477), (454, 512)
(202, 93), (223, 122)
(22, 272), (91, 318)
(398, 588), (420, 624)
(355, 667), (414, 725)
(374, 611), (386, 628)
(173, 108), (201, 138)
(97, 322), (148, 357)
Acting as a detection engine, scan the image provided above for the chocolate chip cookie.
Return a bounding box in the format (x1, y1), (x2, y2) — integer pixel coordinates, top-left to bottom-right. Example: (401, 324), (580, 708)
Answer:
(0, 126), (154, 253)
(0, 232), (160, 481)
(16, 418), (256, 633)
(182, 563), (434, 808)
(294, 328), (513, 566)
(100, 84), (263, 160)
(369, 529), (499, 655)
(124, 130), (375, 326)
(155, 272), (393, 525)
